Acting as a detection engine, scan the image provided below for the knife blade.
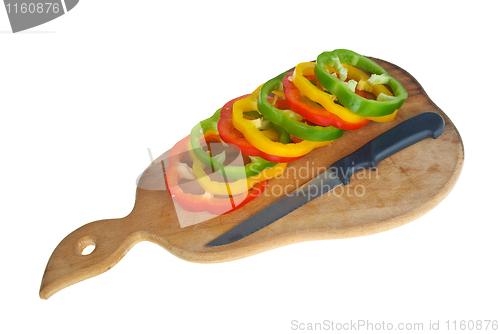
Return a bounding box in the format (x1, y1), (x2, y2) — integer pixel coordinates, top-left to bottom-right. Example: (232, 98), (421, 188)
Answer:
(204, 112), (445, 247)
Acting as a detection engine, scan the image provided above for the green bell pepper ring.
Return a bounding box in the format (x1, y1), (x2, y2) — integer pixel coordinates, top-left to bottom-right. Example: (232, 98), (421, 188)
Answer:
(314, 49), (408, 117)
(190, 109), (277, 179)
(257, 73), (345, 142)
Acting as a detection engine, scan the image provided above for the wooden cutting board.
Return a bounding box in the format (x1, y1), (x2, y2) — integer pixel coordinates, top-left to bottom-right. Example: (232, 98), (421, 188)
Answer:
(39, 58), (464, 299)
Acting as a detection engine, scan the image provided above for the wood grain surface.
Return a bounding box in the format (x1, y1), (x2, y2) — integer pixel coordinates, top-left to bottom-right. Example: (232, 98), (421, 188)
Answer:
(39, 58), (464, 299)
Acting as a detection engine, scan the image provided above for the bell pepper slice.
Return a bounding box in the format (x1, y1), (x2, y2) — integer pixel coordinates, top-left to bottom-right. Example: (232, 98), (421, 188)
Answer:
(315, 49), (408, 117)
(188, 131), (287, 195)
(257, 73), (345, 142)
(190, 109), (277, 179)
(338, 64), (399, 123)
(293, 62), (367, 124)
(293, 62), (398, 123)
(218, 95), (304, 163)
(232, 85), (334, 158)
(165, 136), (268, 215)
(283, 71), (370, 130)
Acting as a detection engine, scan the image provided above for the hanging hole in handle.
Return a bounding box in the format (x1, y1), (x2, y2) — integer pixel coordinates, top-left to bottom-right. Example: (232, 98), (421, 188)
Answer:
(75, 236), (97, 256)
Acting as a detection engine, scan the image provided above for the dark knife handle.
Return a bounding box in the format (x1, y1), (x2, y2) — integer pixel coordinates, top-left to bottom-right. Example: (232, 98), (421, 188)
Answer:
(330, 112), (445, 185)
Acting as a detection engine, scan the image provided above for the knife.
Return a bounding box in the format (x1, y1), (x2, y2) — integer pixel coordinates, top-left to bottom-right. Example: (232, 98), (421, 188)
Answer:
(204, 112), (445, 247)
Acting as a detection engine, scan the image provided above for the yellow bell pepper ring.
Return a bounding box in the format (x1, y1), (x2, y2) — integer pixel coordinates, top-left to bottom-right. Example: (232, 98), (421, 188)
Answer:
(293, 62), (398, 123)
(293, 62), (367, 124)
(232, 85), (334, 158)
(188, 138), (287, 196)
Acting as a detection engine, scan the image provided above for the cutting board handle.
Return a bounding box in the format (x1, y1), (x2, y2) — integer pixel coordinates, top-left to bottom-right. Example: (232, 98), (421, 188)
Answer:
(39, 215), (143, 299)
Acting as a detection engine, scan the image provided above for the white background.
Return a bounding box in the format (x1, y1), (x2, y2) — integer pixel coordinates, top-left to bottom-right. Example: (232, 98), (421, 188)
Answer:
(1, 1), (499, 333)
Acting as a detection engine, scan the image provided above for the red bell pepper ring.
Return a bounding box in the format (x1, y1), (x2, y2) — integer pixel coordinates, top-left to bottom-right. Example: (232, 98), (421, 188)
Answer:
(282, 72), (370, 130)
(217, 95), (304, 163)
(166, 136), (268, 215)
